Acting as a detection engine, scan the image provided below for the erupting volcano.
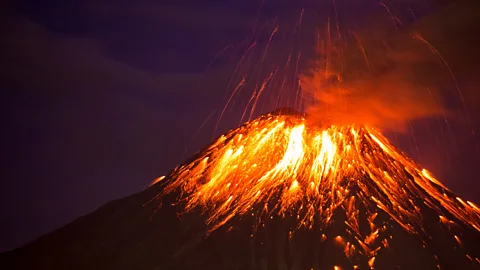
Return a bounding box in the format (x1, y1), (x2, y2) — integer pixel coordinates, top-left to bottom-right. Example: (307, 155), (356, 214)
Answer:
(2, 1), (480, 269)
(2, 110), (480, 270)
(150, 110), (480, 269)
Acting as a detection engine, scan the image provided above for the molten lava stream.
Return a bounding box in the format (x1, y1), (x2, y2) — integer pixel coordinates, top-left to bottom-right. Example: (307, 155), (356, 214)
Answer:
(158, 112), (480, 268)
(163, 113), (480, 233)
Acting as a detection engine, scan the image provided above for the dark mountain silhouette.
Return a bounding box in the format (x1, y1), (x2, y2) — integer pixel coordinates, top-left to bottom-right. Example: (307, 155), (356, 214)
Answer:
(2, 110), (480, 270)
(2, 1), (480, 269)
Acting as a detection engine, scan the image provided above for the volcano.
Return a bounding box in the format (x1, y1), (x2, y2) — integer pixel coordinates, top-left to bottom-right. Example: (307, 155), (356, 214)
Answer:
(1, 111), (480, 270)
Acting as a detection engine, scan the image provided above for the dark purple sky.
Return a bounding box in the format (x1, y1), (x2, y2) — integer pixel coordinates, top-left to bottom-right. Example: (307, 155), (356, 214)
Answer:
(1, 0), (479, 251)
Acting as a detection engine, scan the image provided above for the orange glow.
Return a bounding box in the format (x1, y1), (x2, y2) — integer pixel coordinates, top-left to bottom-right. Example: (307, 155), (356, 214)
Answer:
(454, 235), (463, 246)
(368, 256), (376, 269)
(149, 176), (165, 187)
(163, 113), (480, 236)
(334, 236), (345, 247)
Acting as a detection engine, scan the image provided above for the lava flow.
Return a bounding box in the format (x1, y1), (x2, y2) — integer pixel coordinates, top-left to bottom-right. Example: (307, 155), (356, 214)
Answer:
(160, 112), (480, 238)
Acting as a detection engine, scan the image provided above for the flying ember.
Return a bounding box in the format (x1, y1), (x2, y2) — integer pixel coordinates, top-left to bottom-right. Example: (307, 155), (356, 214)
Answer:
(161, 112), (480, 237)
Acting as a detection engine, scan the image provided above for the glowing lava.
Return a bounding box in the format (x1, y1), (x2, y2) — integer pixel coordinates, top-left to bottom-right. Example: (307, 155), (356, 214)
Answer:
(161, 113), (480, 238)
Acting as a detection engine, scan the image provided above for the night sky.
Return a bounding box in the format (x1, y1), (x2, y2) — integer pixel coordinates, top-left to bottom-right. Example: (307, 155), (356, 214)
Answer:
(1, 0), (479, 251)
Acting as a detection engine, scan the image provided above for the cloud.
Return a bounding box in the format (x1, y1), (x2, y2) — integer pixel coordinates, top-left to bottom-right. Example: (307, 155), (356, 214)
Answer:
(301, 43), (446, 131)
(1, 14), (241, 104)
(82, 1), (256, 30)
(0, 13), (240, 251)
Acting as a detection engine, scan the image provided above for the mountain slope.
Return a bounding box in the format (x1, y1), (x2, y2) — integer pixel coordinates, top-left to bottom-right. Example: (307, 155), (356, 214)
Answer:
(2, 112), (480, 270)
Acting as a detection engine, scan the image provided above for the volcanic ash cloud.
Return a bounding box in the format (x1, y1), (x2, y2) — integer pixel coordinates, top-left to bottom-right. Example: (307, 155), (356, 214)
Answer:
(301, 39), (448, 132)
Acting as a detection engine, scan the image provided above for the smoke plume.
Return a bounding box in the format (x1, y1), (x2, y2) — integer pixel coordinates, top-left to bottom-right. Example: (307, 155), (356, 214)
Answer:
(301, 34), (451, 132)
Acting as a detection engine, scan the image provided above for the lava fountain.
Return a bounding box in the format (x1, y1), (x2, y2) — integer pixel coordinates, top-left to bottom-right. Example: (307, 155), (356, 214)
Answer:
(157, 110), (480, 253)
(151, 110), (480, 268)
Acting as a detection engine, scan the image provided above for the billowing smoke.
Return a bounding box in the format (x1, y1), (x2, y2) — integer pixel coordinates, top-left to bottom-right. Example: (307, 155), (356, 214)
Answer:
(300, 32), (452, 132)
